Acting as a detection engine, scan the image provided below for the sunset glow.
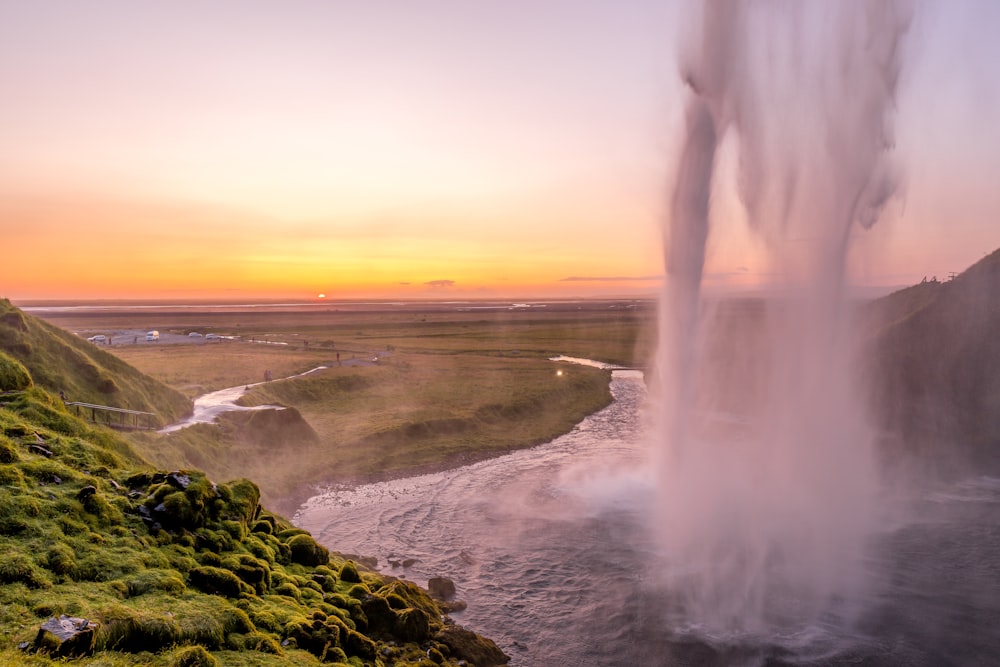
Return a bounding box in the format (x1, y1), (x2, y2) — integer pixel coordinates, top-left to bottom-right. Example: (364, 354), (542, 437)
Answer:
(2, 1), (998, 302)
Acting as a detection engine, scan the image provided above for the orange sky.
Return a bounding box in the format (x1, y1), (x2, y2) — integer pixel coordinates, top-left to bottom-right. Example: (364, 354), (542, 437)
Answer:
(2, 1), (998, 302)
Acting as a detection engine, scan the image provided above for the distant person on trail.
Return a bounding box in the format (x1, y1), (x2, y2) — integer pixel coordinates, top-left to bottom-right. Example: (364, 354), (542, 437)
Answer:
(264, 369), (272, 382)
(336, 352), (340, 365)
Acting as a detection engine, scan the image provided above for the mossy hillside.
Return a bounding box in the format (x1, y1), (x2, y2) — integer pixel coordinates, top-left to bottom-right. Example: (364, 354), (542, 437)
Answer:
(865, 247), (1000, 473)
(0, 299), (190, 424)
(0, 381), (507, 665)
(0, 351), (33, 392)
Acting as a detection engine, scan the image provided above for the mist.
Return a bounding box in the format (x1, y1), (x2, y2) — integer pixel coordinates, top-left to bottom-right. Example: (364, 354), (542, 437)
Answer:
(650, 0), (913, 635)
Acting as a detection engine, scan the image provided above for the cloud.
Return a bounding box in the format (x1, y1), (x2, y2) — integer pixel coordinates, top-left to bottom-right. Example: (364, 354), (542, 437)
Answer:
(559, 275), (661, 282)
(424, 279), (456, 288)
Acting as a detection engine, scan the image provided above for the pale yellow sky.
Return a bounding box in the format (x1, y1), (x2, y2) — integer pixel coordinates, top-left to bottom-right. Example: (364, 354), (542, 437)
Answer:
(2, 1), (998, 301)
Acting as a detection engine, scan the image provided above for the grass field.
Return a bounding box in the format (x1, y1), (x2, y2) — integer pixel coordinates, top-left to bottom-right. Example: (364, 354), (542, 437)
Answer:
(33, 301), (656, 512)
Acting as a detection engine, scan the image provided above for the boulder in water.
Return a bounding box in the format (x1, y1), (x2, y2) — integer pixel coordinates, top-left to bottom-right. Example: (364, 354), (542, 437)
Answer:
(427, 576), (456, 600)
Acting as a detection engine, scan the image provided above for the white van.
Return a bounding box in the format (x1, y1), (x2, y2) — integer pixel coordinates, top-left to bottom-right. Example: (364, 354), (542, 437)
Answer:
(145, 331), (160, 342)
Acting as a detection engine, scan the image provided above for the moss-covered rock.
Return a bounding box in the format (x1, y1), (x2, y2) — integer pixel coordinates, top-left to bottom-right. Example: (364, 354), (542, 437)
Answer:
(395, 606), (432, 643)
(287, 532), (329, 567)
(339, 560), (361, 583)
(435, 623), (511, 666)
(188, 565), (250, 598)
(171, 644), (219, 667)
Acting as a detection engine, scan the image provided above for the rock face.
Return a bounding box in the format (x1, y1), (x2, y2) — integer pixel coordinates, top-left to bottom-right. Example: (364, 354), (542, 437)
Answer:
(34, 615), (99, 657)
(435, 623), (510, 667)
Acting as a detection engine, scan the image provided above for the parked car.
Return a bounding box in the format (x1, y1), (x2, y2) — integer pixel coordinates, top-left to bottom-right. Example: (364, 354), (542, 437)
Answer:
(145, 331), (159, 341)
(88, 334), (107, 343)
(188, 332), (203, 337)
(205, 333), (220, 340)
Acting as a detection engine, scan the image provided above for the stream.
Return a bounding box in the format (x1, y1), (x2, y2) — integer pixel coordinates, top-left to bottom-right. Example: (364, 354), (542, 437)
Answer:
(293, 367), (1000, 666)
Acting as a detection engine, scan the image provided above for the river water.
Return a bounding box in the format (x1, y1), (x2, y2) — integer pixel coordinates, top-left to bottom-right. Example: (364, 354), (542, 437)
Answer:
(294, 370), (1000, 666)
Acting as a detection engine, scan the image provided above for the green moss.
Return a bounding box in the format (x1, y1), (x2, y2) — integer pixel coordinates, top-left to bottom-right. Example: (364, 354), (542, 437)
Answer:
(0, 301), (505, 666)
(0, 550), (51, 588)
(188, 566), (250, 598)
(121, 569), (186, 597)
(222, 478), (261, 526)
(338, 561), (361, 584)
(394, 607), (431, 643)
(286, 533), (329, 567)
(0, 351), (32, 391)
(221, 553), (271, 595)
(0, 437), (19, 464)
(273, 582), (301, 601)
(345, 583), (369, 600)
(43, 542), (76, 577)
(98, 606), (183, 653)
(171, 644), (219, 667)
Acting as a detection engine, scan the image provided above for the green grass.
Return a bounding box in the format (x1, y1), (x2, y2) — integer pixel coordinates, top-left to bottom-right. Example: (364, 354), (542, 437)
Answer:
(0, 299), (191, 425)
(0, 387), (504, 666)
(0, 304), (510, 665)
(99, 306), (650, 512)
(127, 351), (612, 513)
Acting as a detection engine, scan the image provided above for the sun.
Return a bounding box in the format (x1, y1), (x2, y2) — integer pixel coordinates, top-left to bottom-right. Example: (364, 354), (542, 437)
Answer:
(317, 293), (326, 299)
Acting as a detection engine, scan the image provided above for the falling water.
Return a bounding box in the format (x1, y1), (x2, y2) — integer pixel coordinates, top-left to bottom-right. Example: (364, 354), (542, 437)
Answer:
(652, 0), (911, 636)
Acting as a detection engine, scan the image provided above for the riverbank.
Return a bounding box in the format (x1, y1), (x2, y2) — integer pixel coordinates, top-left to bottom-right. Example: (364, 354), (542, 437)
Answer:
(61, 303), (651, 513)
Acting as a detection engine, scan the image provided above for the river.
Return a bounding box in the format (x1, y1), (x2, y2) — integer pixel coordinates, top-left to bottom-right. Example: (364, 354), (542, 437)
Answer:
(294, 370), (1000, 666)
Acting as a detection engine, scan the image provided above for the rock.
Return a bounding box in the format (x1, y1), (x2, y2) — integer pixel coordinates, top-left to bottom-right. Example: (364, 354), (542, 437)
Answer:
(402, 558), (417, 568)
(33, 615), (99, 657)
(435, 623), (510, 666)
(167, 472), (191, 489)
(361, 594), (395, 634)
(28, 444), (53, 458)
(439, 599), (468, 613)
(427, 576), (457, 600)
(76, 485), (97, 501)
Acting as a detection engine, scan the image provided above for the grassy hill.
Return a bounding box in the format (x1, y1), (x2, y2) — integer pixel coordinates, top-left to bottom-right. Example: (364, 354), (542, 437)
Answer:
(0, 310), (508, 666)
(865, 248), (1000, 474)
(0, 299), (191, 425)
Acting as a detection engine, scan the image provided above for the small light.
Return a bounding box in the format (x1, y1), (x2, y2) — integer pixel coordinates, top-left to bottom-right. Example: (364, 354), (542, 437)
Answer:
(556, 370), (564, 376)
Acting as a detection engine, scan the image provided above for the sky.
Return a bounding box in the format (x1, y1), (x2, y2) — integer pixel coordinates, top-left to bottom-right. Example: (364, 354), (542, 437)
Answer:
(1, 1), (998, 302)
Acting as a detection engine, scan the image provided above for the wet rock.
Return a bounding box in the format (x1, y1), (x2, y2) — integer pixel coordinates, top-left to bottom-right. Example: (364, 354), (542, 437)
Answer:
(33, 615), (99, 657)
(428, 576), (456, 600)
(435, 623), (510, 666)
(402, 558), (417, 568)
(439, 599), (468, 613)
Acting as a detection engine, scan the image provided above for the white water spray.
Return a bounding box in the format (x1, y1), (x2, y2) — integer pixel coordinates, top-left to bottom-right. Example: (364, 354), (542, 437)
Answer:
(653, 1), (911, 635)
